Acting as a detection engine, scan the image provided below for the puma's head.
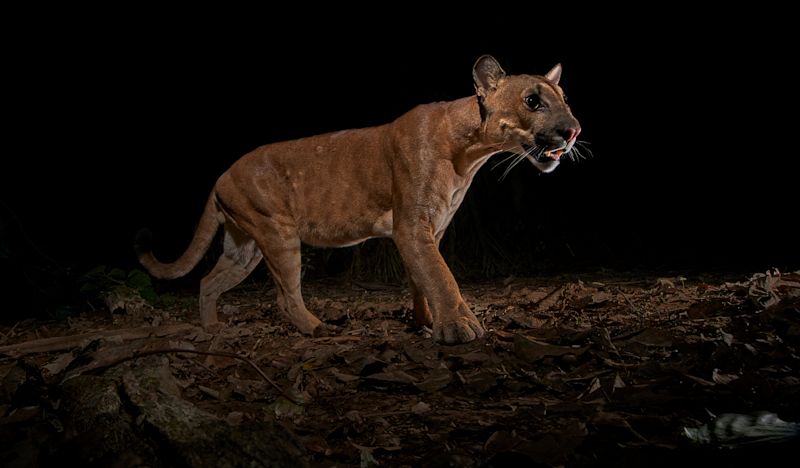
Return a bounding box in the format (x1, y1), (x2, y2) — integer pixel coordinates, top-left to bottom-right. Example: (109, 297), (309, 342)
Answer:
(473, 55), (582, 173)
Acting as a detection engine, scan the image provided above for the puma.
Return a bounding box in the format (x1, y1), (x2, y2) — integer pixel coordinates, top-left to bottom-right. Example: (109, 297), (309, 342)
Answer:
(137, 55), (581, 344)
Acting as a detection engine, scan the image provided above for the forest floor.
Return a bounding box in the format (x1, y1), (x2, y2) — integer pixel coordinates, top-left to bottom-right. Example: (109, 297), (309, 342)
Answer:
(1, 269), (799, 467)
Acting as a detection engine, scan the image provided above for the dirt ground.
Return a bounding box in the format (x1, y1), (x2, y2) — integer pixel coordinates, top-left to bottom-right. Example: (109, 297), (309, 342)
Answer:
(1, 270), (799, 467)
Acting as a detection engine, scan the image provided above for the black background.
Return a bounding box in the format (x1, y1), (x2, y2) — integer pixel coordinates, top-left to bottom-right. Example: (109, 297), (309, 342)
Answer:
(2, 7), (798, 309)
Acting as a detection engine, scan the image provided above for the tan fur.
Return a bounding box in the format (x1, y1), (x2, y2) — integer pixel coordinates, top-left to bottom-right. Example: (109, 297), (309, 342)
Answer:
(138, 56), (580, 344)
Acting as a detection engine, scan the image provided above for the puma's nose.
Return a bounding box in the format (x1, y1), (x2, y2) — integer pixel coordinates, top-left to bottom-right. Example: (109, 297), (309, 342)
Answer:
(559, 127), (581, 142)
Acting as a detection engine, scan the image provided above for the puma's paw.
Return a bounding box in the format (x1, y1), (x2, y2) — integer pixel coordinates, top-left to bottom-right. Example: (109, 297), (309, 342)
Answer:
(291, 313), (323, 335)
(433, 308), (485, 344)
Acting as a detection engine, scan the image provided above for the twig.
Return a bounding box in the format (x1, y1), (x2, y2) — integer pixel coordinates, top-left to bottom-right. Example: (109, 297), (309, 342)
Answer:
(619, 291), (642, 316)
(622, 420), (649, 443)
(533, 285), (565, 307)
(361, 410), (411, 418)
(311, 335), (362, 343)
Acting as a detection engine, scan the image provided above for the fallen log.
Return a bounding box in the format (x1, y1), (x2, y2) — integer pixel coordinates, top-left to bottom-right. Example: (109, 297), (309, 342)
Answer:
(0, 323), (197, 356)
(47, 355), (308, 467)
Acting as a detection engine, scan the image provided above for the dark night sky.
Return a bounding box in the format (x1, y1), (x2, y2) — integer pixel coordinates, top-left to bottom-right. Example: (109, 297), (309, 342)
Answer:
(2, 8), (798, 289)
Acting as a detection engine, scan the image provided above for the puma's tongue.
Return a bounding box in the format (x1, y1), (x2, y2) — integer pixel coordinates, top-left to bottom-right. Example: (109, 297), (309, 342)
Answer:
(545, 149), (564, 160)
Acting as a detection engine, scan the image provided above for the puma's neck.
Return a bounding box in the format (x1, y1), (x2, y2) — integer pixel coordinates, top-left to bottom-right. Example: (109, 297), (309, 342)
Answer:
(440, 96), (503, 177)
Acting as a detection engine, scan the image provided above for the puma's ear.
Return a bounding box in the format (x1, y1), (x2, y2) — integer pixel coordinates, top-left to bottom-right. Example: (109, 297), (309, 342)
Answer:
(473, 55), (506, 96)
(545, 63), (562, 85)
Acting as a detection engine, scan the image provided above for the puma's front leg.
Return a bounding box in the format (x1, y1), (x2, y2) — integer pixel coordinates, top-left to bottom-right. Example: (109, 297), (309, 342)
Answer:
(408, 274), (433, 328)
(394, 226), (484, 344)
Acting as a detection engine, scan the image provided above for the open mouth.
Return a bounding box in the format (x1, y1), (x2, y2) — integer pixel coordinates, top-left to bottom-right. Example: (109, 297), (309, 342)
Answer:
(521, 143), (566, 162)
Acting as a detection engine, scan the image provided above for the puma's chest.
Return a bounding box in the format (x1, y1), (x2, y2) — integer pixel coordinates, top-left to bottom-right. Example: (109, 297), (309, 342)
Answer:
(376, 151), (497, 239)
(370, 185), (466, 239)
(431, 155), (494, 231)
(432, 185), (471, 234)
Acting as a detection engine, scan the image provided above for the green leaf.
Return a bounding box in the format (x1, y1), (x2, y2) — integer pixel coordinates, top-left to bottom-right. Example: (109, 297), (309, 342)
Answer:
(79, 282), (100, 293)
(108, 268), (126, 281)
(126, 269), (152, 289)
(84, 265), (108, 277)
(126, 269), (157, 303)
(139, 288), (158, 303)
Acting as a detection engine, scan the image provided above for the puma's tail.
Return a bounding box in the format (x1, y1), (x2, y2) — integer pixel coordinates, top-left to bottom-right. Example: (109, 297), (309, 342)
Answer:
(135, 194), (221, 280)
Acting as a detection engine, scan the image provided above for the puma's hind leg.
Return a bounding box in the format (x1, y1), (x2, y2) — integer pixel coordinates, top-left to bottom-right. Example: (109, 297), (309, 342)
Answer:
(251, 220), (322, 335)
(199, 225), (262, 328)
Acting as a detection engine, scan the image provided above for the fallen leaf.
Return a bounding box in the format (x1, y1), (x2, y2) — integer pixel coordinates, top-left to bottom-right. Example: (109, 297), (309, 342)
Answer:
(655, 278), (677, 290)
(625, 328), (673, 347)
(570, 290), (612, 309)
(683, 373), (716, 386)
(413, 369), (452, 392)
(344, 410), (363, 424)
(365, 369), (418, 385)
(332, 369), (360, 383)
(613, 373), (626, 390)
(227, 376), (269, 402)
(103, 285), (153, 316)
(721, 330), (734, 346)
(411, 401), (431, 414)
(352, 442), (378, 468)
(41, 352), (76, 380)
(484, 430), (522, 453)
(747, 269), (800, 309)
(462, 369), (498, 395)
(585, 377), (602, 396)
(712, 368), (740, 385)
(198, 385), (221, 400)
(225, 411), (244, 426)
(269, 396), (304, 418)
(513, 334), (587, 362)
(355, 357), (388, 376)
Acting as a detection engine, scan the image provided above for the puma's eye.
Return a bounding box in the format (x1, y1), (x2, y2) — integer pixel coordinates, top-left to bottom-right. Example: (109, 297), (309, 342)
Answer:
(525, 94), (541, 110)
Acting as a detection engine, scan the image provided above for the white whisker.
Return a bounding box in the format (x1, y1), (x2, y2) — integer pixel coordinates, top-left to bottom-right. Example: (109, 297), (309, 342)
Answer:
(569, 145), (585, 161)
(500, 153), (526, 181)
(491, 152), (519, 171)
(575, 140), (594, 159)
(493, 143), (544, 181)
